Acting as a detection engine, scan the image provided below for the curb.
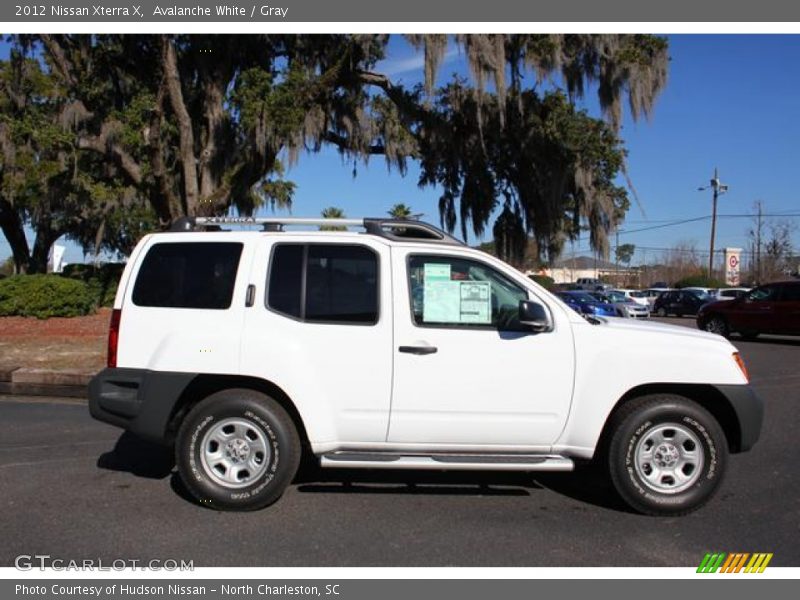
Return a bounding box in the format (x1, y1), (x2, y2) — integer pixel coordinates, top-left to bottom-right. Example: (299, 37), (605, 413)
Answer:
(0, 367), (94, 399)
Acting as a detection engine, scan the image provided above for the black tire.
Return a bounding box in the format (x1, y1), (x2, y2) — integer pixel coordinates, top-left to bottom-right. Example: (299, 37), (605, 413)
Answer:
(176, 388), (301, 511)
(703, 315), (730, 338)
(656, 307), (667, 317)
(605, 394), (728, 516)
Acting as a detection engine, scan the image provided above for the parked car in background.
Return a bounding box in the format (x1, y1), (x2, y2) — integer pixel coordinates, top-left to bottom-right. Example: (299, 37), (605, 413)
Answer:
(556, 291), (618, 317)
(716, 287), (751, 301)
(650, 281), (669, 289)
(653, 290), (710, 317)
(697, 280), (800, 338)
(574, 277), (611, 291)
(643, 287), (671, 309)
(682, 287), (718, 299)
(614, 288), (650, 307)
(591, 290), (650, 319)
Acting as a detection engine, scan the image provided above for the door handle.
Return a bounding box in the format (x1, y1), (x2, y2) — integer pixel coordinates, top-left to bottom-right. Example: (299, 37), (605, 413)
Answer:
(245, 284), (256, 307)
(399, 345), (438, 355)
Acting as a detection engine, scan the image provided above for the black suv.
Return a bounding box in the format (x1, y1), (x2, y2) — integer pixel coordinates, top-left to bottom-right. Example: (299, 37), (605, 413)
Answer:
(653, 290), (710, 317)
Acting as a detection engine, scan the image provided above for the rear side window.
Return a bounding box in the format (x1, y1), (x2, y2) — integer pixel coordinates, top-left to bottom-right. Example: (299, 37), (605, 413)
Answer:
(780, 284), (800, 301)
(132, 242), (243, 309)
(267, 244), (378, 324)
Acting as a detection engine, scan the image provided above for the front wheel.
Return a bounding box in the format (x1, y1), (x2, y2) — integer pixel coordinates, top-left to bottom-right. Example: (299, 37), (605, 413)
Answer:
(176, 389), (301, 511)
(656, 307), (667, 317)
(703, 315), (730, 338)
(606, 395), (728, 516)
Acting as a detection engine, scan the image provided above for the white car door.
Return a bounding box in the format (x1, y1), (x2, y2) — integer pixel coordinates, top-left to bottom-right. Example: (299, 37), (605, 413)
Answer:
(388, 248), (575, 448)
(240, 236), (393, 446)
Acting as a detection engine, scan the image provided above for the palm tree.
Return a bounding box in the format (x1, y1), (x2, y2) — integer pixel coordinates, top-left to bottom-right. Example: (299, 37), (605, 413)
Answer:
(320, 206), (347, 231)
(388, 203), (413, 219)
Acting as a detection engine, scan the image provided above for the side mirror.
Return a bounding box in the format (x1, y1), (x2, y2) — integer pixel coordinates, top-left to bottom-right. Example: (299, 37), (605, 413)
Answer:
(518, 300), (552, 332)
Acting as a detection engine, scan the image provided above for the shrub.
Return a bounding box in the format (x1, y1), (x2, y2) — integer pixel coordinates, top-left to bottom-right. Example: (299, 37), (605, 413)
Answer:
(674, 274), (726, 289)
(0, 275), (96, 318)
(63, 263), (125, 307)
(528, 274), (555, 290)
(0, 257), (14, 277)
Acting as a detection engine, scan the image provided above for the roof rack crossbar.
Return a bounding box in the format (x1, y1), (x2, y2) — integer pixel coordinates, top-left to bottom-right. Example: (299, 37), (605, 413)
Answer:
(169, 216), (464, 246)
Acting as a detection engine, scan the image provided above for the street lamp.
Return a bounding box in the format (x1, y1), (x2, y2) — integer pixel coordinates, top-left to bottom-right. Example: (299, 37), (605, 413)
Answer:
(698, 168), (729, 278)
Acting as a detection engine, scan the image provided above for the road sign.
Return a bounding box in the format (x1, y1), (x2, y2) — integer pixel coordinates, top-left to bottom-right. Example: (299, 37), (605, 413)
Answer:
(724, 248), (742, 286)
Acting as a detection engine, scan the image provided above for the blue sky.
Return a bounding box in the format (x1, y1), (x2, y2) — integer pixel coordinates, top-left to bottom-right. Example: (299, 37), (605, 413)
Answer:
(1, 34), (799, 266)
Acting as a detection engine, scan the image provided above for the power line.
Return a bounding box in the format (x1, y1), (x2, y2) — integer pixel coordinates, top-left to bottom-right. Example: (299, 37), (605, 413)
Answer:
(619, 212), (800, 236)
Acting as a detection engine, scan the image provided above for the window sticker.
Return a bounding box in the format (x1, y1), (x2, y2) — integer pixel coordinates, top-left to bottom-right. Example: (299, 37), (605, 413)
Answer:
(423, 280), (461, 323)
(459, 282), (491, 323)
(424, 263), (451, 281)
(422, 276), (492, 325)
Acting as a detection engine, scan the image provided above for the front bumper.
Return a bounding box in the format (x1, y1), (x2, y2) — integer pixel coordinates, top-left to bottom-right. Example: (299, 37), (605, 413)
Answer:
(713, 384), (764, 453)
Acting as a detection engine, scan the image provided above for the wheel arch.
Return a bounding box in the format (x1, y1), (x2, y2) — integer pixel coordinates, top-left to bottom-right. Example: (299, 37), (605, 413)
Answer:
(697, 310), (726, 329)
(595, 383), (743, 458)
(167, 374), (311, 451)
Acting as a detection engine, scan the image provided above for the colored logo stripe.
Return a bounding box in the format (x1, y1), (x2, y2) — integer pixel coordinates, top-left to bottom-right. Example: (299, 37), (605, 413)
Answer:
(697, 553), (726, 573)
(744, 553), (773, 573)
(697, 552), (773, 573)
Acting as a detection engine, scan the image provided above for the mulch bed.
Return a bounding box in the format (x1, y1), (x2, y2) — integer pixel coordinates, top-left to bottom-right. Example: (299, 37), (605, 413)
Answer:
(0, 308), (112, 338)
(0, 309), (111, 372)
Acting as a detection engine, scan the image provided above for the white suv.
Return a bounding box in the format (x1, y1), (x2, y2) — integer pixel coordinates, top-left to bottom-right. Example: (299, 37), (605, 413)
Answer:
(89, 217), (763, 515)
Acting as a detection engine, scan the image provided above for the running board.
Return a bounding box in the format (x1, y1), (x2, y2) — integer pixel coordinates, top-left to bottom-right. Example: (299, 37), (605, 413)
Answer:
(319, 452), (574, 472)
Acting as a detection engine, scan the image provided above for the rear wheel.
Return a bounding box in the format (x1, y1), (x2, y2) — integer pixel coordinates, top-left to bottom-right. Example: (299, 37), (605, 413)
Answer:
(605, 395), (728, 516)
(703, 315), (730, 338)
(176, 388), (301, 511)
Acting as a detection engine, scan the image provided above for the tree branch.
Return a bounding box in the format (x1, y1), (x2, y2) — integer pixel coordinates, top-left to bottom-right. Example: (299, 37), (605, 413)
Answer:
(40, 35), (77, 88)
(354, 70), (426, 122)
(322, 131), (386, 155)
(77, 121), (143, 185)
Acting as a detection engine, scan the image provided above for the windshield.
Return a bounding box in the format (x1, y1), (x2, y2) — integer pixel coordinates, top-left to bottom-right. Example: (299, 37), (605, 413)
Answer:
(568, 292), (599, 303)
(606, 291), (627, 302)
(686, 290), (711, 302)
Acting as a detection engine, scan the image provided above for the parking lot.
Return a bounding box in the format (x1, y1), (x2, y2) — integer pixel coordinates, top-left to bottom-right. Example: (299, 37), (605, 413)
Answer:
(1, 317), (798, 567)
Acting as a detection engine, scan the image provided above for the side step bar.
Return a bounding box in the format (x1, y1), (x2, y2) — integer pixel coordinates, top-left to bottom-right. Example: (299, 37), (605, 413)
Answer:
(319, 452), (574, 472)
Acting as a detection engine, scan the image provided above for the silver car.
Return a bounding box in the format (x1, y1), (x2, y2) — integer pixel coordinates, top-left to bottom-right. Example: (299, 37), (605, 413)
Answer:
(590, 291), (651, 319)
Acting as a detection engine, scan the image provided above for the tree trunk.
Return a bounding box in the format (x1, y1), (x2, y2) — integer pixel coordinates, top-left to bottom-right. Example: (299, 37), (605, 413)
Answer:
(198, 78), (226, 215)
(0, 198), (32, 274)
(148, 83), (182, 225)
(29, 225), (61, 274)
(162, 36), (199, 216)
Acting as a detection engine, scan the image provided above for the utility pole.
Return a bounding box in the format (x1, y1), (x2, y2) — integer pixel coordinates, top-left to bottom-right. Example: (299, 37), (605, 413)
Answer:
(755, 200), (763, 284)
(698, 168), (729, 278)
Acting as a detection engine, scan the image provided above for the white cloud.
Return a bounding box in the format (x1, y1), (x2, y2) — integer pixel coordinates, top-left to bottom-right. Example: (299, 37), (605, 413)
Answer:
(379, 46), (460, 77)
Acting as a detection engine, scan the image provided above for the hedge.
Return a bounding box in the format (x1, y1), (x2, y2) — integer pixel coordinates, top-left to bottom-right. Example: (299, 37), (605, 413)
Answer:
(0, 274), (96, 318)
(528, 274), (555, 290)
(63, 263), (125, 308)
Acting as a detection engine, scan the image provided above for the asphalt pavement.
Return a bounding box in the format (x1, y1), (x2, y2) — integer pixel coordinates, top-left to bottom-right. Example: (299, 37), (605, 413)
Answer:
(1, 318), (798, 567)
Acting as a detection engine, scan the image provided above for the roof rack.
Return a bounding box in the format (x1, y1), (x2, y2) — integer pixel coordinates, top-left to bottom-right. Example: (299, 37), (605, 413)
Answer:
(169, 216), (464, 246)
